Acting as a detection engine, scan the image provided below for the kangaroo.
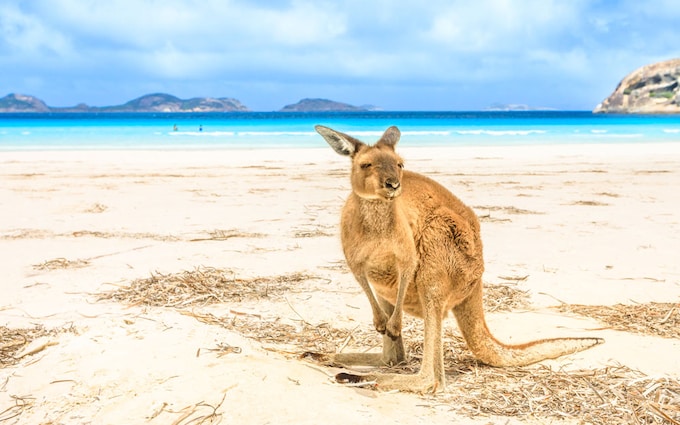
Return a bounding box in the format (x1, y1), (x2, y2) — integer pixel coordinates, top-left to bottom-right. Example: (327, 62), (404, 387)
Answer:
(311, 125), (604, 393)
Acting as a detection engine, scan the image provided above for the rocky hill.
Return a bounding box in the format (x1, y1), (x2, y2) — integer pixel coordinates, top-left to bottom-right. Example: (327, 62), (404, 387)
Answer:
(99, 93), (248, 112)
(484, 103), (556, 111)
(0, 93), (249, 113)
(279, 98), (372, 112)
(594, 58), (680, 114)
(0, 93), (50, 112)
(0, 93), (381, 113)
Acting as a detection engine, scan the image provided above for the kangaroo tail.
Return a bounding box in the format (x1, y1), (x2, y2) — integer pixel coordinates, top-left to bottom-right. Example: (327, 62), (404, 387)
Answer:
(452, 281), (604, 367)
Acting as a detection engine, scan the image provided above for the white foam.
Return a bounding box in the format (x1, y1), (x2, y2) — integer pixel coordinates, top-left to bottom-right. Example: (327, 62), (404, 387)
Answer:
(169, 131), (236, 136)
(402, 130), (451, 136)
(237, 131), (316, 137)
(456, 129), (547, 136)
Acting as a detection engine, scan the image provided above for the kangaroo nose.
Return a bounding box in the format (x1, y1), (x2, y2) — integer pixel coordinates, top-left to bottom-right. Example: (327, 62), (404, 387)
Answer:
(385, 179), (400, 190)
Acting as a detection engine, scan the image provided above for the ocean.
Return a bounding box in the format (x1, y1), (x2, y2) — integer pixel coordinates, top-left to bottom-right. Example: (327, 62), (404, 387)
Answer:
(1, 111), (679, 150)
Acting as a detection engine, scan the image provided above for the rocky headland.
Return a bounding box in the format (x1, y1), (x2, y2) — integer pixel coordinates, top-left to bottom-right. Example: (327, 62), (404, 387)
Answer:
(594, 58), (680, 114)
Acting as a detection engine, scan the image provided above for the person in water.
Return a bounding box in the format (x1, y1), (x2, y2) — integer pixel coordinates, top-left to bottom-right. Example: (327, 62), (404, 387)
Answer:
(173, 124), (178, 131)
(199, 125), (203, 132)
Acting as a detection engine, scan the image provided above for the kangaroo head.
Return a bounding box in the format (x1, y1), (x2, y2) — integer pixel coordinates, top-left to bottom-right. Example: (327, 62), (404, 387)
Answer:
(316, 125), (404, 201)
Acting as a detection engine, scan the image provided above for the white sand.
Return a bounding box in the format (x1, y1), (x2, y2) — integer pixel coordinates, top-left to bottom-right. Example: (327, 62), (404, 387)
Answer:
(1, 143), (679, 424)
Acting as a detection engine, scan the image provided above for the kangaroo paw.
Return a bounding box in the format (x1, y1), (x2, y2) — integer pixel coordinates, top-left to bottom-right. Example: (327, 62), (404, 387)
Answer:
(300, 351), (332, 363)
(335, 372), (377, 387)
(373, 313), (388, 335)
(385, 317), (402, 340)
(336, 372), (444, 393)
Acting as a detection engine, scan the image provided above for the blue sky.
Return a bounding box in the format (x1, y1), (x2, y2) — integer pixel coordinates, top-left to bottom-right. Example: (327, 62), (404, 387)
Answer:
(1, 0), (679, 111)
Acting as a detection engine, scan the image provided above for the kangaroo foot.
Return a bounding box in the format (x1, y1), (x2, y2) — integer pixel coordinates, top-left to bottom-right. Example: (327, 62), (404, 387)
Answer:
(336, 372), (375, 385)
(300, 351), (331, 363)
(335, 371), (444, 394)
(301, 351), (388, 367)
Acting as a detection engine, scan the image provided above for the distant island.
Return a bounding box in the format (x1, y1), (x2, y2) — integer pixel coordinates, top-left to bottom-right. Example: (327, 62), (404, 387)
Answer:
(0, 93), (249, 113)
(483, 103), (556, 111)
(594, 58), (680, 114)
(279, 98), (378, 112)
(0, 93), (380, 113)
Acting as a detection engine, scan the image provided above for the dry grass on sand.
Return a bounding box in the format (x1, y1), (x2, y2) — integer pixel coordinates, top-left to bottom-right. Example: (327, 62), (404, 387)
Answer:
(1, 325), (75, 368)
(558, 302), (679, 339)
(91, 267), (680, 424)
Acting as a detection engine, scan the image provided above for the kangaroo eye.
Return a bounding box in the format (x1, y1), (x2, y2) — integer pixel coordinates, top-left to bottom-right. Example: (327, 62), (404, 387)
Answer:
(398, 163), (404, 169)
(360, 163), (372, 169)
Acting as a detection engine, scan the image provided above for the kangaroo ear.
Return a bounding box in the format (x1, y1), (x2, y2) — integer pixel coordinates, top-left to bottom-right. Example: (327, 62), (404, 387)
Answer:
(377, 126), (400, 149)
(315, 125), (364, 157)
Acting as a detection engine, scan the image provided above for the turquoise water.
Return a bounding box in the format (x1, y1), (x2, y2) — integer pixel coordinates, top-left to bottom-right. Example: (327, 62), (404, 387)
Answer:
(1, 111), (679, 150)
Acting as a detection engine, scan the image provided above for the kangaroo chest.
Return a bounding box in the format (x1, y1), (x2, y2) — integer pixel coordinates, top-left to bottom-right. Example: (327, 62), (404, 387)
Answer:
(340, 199), (418, 300)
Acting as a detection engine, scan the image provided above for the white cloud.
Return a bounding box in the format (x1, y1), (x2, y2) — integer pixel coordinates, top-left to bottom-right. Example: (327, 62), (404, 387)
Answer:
(32, 0), (346, 50)
(0, 3), (74, 58)
(257, 1), (347, 46)
(3, 0), (351, 82)
(623, 0), (680, 19)
(423, 0), (583, 53)
(2, 0), (680, 109)
(525, 48), (590, 76)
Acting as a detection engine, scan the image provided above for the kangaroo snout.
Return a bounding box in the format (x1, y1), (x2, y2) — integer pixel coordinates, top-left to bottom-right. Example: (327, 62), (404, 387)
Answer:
(383, 177), (402, 199)
(385, 178), (400, 190)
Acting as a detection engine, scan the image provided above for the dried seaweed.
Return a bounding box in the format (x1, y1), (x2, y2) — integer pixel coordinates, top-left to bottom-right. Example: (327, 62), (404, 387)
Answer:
(570, 200), (610, 206)
(32, 257), (90, 271)
(99, 268), (679, 424)
(293, 228), (335, 238)
(559, 302), (679, 339)
(0, 325), (69, 367)
(0, 395), (34, 423)
(83, 203), (107, 213)
(98, 267), (319, 308)
(483, 283), (531, 312)
(474, 205), (543, 215)
(184, 312), (679, 424)
(0, 228), (180, 241)
(189, 229), (265, 242)
(437, 361), (680, 424)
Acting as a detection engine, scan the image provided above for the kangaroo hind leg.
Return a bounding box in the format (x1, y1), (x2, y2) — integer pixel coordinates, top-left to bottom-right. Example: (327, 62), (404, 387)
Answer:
(332, 286), (446, 393)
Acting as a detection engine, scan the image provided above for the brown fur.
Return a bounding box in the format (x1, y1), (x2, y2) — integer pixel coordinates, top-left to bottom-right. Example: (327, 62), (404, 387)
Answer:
(311, 125), (604, 393)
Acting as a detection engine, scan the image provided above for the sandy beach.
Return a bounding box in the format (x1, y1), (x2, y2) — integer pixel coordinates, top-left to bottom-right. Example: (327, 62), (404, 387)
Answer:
(1, 143), (679, 424)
